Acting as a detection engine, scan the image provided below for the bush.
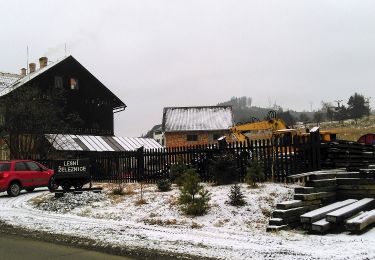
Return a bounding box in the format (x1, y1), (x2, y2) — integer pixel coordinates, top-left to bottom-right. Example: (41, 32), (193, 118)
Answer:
(245, 160), (265, 187)
(111, 183), (126, 195)
(169, 162), (189, 186)
(157, 179), (172, 192)
(179, 169), (210, 216)
(208, 152), (239, 185)
(228, 184), (246, 206)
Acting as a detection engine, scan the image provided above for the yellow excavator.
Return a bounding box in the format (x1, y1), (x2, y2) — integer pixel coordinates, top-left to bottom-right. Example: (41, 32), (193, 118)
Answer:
(228, 111), (336, 143)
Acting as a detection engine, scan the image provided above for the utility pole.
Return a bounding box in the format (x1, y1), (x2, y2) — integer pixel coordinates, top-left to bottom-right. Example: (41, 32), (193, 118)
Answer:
(334, 99), (343, 108)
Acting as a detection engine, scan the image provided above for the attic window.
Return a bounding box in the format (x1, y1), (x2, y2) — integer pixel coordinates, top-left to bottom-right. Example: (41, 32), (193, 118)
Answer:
(70, 78), (79, 90)
(55, 76), (63, 88)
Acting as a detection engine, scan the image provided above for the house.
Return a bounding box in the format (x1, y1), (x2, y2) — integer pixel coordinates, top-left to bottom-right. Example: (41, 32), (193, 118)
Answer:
(0, 55), (162, 159)
(144, 124), (164, 146)
(0, 56), (126, 136)
(162, 106), (234, 147)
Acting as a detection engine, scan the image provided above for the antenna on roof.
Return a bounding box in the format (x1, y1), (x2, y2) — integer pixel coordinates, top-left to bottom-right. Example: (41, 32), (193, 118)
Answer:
(65, 43), (67, 57)
(26, 46), (29, 74)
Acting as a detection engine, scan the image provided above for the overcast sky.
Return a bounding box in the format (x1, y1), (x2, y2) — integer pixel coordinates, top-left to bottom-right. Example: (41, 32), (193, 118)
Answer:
(1, 0), (375, 136)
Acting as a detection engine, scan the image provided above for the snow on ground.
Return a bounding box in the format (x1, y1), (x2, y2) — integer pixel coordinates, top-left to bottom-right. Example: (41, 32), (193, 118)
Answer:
(1, 183), (375, 259)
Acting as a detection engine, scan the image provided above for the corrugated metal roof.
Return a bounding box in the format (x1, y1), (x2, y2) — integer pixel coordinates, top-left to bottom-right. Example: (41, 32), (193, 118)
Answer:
(162, 106), (234, 132)
(0, 72), (21, 92)
(45, 134), (163, 152)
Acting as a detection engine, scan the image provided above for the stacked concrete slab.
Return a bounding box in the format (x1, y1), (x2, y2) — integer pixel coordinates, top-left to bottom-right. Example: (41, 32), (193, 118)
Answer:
(267, 168), (375, 232)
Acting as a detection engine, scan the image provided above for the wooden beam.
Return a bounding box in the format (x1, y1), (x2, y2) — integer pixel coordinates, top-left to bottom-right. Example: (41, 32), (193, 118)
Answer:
(300, 199), (357, 223)
(345, 209), (375, 232)
(326, 198), (375, 223)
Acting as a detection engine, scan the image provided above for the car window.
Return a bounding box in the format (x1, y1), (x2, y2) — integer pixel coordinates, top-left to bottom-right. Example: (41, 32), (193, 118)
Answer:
(25, 162), (42, 171)
(15, 162), (28, 171)
(0, 163), (10, 171)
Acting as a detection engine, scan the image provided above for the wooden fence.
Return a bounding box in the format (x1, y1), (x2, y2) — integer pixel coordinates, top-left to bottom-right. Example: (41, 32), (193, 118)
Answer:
(48, 132), (320, 183)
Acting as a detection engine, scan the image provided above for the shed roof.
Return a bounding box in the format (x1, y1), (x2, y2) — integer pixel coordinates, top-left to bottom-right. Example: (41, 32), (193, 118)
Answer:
(162, 106), (234, 132)
(46, 134), (163, 152)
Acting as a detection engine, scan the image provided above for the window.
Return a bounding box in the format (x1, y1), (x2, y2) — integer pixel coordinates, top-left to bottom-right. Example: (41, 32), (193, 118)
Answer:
(54, 76), (63, 88)
(70, 78), (79, 90)
(15, 162), (28, 171)
(187, 134), (198, 141)
(25, 162), (42, 171)
(0, 163), (10, 172)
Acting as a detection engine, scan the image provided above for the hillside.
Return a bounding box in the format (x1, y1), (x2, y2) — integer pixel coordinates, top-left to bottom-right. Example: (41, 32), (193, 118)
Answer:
(217, 97), (314, 124)
(308, 115), (375, 141)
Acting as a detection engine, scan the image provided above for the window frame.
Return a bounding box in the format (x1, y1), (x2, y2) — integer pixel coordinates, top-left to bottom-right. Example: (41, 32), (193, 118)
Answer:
(186, 134), (198, 142)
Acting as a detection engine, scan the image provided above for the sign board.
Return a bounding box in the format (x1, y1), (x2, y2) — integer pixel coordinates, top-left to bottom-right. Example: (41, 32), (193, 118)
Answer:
(54, 159), (89, 176)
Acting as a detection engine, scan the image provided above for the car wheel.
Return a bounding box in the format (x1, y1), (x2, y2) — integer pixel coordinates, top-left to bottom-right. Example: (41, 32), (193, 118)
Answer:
(25, 188), (35, 192)
(48, 177), (59, 192)
(7, 182), (21, 197)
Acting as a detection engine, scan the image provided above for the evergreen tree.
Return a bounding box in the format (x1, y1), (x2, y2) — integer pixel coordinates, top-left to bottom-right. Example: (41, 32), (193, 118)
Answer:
(207, 151), (238, 185)
(347, 93), (370, 124)
(245, 160), (265, 187)
(179, 169), (210, 216)
(228, 184), (246, 206)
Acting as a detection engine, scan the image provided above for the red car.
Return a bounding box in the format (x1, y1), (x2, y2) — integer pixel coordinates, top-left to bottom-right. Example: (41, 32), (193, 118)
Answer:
(0, 160), (54, 197)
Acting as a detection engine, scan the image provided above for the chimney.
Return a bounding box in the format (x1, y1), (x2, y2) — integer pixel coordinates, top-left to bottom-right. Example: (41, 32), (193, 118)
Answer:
(21, 68), (27, 76)
(39, 57), (48, 69)
(29, 63), (36, 73)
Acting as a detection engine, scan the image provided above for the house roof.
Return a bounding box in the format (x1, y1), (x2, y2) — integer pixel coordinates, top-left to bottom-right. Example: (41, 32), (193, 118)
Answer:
(0, 56), (126, 110)
(0, 72), (21, 92)
(45, 134), (163, 152)
(162, 106), (234, 132)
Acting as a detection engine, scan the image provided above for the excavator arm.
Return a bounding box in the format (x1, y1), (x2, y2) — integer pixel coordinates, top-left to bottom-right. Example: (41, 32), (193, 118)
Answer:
(229, 118), (288, 142)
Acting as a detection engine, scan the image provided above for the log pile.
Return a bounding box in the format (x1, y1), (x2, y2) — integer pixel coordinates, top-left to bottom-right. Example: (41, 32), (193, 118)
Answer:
(267, 168), (375, 233)
(321, 140), (375, 170)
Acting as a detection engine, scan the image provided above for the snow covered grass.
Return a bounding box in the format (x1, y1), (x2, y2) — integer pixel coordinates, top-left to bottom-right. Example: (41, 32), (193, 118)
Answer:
(30, 182), (295, 231)
(1, 182), (375, 259)
(309, 115), (375, 141)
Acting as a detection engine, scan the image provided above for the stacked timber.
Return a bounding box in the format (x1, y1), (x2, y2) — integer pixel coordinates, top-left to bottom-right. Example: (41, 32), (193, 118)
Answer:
(267, 168), (375, 232)
(336, 169), (375, 200)
(321, 140), (375, 170)
(267, 170), (340, 232)
(300, 199), (357, 232)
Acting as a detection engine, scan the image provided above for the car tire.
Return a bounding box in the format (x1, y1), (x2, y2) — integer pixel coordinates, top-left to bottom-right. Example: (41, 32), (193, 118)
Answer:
(25, 188), (35, 192)
(7, 182), (21, 197)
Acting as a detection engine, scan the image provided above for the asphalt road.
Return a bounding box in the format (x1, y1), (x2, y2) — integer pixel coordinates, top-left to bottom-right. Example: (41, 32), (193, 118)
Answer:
(0, 233), (132, 260)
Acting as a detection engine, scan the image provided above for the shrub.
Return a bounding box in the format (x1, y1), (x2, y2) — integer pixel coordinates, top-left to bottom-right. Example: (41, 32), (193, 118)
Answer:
(228, 184), (246, 206)
(169, 162), (189, 186)
(245, 160), (265, 187)
(111, 183), (126, 195)
(208, 152), (239, 185)
(157, 179), (172, 192)
(179, 169), (210, 216)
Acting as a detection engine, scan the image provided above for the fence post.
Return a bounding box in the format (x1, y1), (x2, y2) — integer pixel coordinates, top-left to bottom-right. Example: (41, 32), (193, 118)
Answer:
(136, 146), (144, 182)
(309, 128), (321, 171)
